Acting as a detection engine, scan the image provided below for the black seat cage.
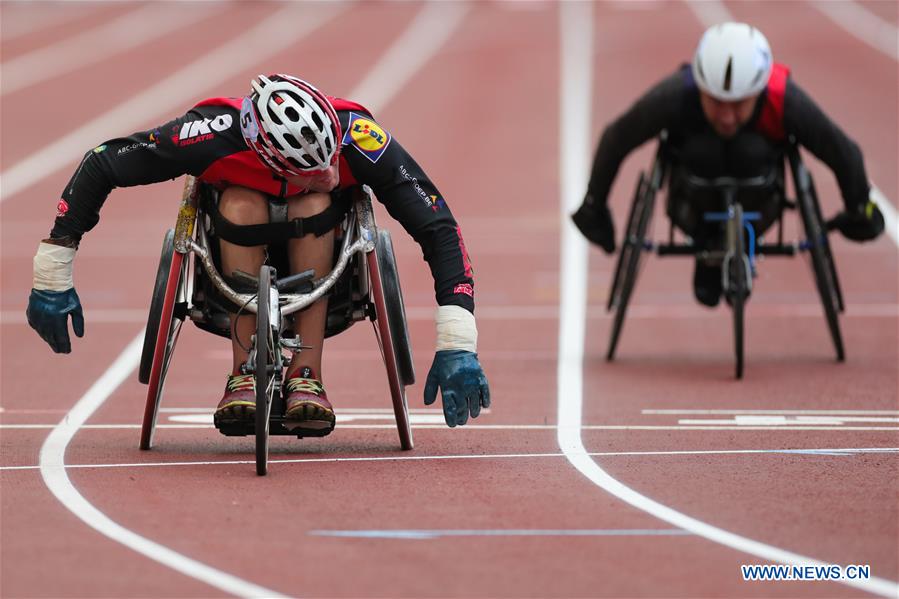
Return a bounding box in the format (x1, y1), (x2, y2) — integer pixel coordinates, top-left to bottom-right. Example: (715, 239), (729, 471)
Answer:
(651, 133), (809, 259)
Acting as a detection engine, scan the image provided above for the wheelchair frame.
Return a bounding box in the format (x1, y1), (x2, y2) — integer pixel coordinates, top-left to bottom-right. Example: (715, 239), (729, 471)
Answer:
(138, 176), (416, 475)
(606, 133), (845, 379)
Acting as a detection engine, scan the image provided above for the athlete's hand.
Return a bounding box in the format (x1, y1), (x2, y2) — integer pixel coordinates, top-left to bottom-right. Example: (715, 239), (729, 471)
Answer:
(424, 350), (490, 427)
(828, 199), (885, 242)
(29, 239), (82, 353)
(27, 288), (84, 353)
(571, 194), (615, 254)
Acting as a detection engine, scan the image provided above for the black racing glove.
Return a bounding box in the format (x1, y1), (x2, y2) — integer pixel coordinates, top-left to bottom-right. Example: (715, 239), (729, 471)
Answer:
(571, 194), (616, 254)
(828, 199), (885, 242)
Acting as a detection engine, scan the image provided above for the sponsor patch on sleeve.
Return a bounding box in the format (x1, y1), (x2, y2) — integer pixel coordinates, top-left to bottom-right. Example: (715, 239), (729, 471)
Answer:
(342, 112), (391, 163)
(453, 283), (474, 297)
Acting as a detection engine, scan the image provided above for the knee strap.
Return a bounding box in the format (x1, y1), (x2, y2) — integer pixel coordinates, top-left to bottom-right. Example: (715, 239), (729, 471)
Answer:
(206, 193), (352, 247)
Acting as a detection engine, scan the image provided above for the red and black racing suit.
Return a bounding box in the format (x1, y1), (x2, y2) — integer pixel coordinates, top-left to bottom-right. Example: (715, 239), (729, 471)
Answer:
(50, 96), (475, 313)
(586, 63), (871, 237)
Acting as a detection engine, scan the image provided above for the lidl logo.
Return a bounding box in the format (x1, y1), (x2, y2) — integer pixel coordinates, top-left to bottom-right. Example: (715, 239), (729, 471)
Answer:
(343, 112), (390, 163)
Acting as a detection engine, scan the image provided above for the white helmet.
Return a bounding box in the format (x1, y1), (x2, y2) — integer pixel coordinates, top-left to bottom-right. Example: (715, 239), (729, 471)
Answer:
(240, 74), (341, 177)
(692, 22), (772, 101)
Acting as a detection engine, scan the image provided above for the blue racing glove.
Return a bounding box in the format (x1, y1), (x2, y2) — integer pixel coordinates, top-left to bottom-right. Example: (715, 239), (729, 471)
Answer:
(424, 350), (490, 427)
(27, 288), (84, 354)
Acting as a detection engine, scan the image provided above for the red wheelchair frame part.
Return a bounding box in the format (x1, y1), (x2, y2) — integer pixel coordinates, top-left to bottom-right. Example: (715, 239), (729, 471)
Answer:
(140, 251), (184, 450)
(367, 248), (413, 450)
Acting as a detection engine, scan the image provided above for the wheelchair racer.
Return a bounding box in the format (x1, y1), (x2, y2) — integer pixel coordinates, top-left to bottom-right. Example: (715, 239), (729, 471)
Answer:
(27, 74), (489, 430)
(572, 22), (886, 307)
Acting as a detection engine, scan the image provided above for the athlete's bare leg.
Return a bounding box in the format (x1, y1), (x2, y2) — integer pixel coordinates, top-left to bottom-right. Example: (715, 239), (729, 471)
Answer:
(285, 192), (333, 379)
(218, 186), (268, 374)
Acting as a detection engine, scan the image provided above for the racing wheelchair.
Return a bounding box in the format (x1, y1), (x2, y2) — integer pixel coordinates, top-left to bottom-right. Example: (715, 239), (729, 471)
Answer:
(138, 176), (415, 475)
(606, 133), (845, 379)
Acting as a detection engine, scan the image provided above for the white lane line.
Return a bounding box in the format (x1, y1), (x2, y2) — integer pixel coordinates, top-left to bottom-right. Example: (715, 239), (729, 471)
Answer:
(679, 416), (899, 425)
(2, 4), (215, 96)
(6, 423), (899, 431)
(309, 529), (692, 539)
(0, 3), (88, 41)
(645, 409), (899, 415)
(4, 302), (898, 325)
(0, 2), (347, 203)
(1, 309), (152, 325)
(556, 4), (899, 599)
(810, 0), (899, 61)
(38, 331), (289, 599)
(25, 4), (473, 595)
(156, 407), (458, 414)
(9, 447), (899, 472)
(683, 0), (733, 28)
(348, 1), (469, 113)
(871, 186), (899, 247)
(167, 412), (448, 425)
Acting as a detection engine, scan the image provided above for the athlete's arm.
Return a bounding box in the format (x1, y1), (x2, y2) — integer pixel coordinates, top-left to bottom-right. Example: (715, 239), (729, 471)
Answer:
(586, 69), (684, 205)
(783, 79), (869, 210)
(338, 111), (487, 427)
(339, 115), (475, 314)
(50, 106), (238, 241)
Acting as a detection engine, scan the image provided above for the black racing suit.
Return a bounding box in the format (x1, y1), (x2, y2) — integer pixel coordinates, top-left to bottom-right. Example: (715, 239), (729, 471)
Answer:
(50, 96), (475, 313)
(586, 63), (870, 238)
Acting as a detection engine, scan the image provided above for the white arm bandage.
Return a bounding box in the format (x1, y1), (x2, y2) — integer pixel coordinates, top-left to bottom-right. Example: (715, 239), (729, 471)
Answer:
(435, 305), (477, 353)
(33, 242), (76, 291)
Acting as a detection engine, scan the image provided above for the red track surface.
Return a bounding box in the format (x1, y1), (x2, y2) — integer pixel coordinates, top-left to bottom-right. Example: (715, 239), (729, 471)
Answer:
(2, 2), (897, 598)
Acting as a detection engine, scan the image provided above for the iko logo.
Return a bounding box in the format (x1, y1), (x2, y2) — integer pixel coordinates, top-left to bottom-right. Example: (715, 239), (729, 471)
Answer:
(172, 114), (233, 146)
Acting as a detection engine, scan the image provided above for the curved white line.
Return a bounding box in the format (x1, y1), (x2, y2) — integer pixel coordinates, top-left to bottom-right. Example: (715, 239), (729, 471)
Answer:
(556, 3), (899, 598)
(39, 332), (289, 598)
(31, 3), (473, 595)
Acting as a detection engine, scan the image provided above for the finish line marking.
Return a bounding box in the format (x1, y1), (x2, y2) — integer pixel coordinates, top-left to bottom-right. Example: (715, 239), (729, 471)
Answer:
(644, 409), (899, 415)
(308, 528), (693, 539)
(6, 447), (898, 472)
(5, 423), (899, 431)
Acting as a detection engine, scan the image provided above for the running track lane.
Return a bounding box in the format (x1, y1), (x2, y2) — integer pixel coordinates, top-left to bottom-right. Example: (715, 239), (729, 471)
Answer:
(577, 1), (897, 596)
(2, 1), (898, 597)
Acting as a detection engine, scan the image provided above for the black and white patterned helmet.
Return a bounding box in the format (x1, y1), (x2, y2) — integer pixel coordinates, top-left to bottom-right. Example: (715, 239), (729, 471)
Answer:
(240, 74), (341, 176)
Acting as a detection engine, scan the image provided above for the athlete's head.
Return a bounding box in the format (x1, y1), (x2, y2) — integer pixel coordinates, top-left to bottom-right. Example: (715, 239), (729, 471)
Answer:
(240, 74), (341, 178)
(692, 22), (773, 138)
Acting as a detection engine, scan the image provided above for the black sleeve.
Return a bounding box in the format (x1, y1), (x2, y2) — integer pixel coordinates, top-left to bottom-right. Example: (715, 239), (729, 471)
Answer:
(51, 106), (238, 240)
(783, 79), (869, 210)
(586, 70), (685, 204)
(339, 114), (475, 313)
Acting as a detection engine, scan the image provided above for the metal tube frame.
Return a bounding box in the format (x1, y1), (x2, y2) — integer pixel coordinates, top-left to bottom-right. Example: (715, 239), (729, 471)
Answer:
(172, 177), (378, 317)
